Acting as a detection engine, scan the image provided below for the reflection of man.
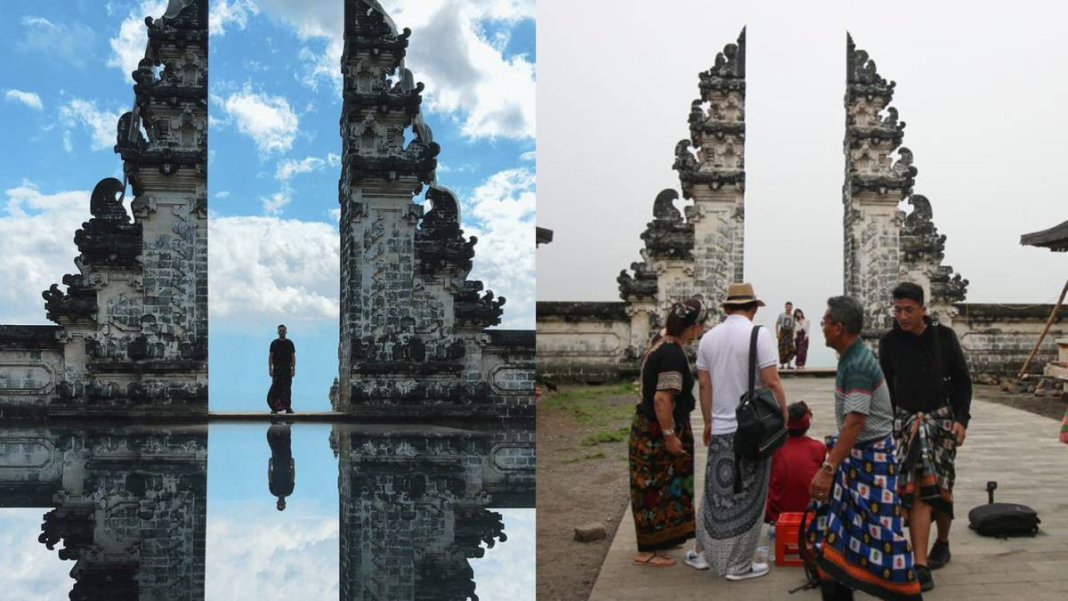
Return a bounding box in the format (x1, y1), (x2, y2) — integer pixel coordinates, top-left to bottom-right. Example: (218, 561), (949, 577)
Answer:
(879, 283), (971, 592)
(267, 423), (295, 511)
(268, 324), (296, 414)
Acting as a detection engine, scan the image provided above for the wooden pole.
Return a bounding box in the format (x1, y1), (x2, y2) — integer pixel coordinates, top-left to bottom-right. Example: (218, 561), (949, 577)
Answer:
(1018, 278), (1068, 379)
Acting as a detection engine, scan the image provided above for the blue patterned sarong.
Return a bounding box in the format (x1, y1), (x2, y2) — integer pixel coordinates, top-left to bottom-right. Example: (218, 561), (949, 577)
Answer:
(805, 435), (922, 600)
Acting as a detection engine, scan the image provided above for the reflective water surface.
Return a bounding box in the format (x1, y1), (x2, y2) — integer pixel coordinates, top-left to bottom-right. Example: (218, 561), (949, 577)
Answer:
(0, 422), (534, 600)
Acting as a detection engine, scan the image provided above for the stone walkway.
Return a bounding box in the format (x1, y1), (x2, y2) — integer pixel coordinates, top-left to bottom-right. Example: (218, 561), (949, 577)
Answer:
(590, 379), (1068, 600)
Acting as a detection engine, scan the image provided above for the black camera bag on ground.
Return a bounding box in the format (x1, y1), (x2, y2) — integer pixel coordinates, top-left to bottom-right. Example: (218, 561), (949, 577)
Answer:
(733, 326), (787, 492)
(968, 482), (1040, 538)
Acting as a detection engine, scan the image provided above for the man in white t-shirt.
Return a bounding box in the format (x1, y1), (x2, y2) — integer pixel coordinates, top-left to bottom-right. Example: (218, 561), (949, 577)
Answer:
(685, 282), (787, 581)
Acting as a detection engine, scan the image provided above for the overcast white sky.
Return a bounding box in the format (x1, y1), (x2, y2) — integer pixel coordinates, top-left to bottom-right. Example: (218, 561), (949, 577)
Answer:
(537, 0), (1068, 367)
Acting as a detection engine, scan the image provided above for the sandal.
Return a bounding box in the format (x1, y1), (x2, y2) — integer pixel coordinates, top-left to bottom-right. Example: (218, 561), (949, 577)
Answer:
(634, 552), (676, 567)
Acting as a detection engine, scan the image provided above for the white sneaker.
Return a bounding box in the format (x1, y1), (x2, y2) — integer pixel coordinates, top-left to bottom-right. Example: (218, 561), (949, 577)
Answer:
(725, 562), (770, 581)
(684, 550), (709, 570)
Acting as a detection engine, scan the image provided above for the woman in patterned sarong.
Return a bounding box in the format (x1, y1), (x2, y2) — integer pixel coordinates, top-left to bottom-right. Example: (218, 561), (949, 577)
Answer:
(629, 299), (705, 567)
(1061, 406), (1068, 444)
(795, 308), (810, 369)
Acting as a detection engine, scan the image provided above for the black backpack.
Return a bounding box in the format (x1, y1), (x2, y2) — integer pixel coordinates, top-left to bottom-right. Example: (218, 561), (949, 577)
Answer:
(968, 481), (1040, 538)
(733, 326), (787, 492)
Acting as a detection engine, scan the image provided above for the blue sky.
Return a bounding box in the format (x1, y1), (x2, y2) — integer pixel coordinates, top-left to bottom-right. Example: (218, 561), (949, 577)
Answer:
(0, 0), (536, 411)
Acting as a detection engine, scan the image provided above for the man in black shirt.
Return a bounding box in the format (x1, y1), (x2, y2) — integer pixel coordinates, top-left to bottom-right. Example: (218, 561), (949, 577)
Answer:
(879, 283), (972, 592)
(268, 324), (296, 414)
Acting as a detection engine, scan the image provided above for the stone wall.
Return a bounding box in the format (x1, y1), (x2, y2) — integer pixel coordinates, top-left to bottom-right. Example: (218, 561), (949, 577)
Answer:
(536, 302), (632, 383)
(0, 326), (64, 418)
(951, 303), (1068, 376)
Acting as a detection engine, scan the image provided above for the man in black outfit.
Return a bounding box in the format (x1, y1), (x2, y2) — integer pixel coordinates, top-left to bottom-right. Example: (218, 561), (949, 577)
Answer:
(268, 324), (296, 414)
(879, 283), (972, 593)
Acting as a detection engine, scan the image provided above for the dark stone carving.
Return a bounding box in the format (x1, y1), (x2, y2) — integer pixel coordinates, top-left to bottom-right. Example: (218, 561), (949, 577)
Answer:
(415, 186), (477, 275)
(847, 33), (896, 102)
(618, 260), (658, 301)
(901, 194), (968, 304)
(698, 28), (746, 94)
(641, 189), (694, 260)
(454, 281), (505, 329)
(536, 302), (629, 323)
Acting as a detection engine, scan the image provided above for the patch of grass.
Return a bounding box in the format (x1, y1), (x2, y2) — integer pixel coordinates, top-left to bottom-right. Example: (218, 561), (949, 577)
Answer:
(542, 383), (638, 426)
(581, 426), (630, 447)
(562, 451), (607, 464)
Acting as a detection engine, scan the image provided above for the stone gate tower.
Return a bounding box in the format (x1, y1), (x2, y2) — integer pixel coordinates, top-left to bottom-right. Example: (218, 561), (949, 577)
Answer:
(844, 34), (966, 338)
(335, 0), (534, 418)
(0, 0), (207, 417)
(616, 29), (747, 357)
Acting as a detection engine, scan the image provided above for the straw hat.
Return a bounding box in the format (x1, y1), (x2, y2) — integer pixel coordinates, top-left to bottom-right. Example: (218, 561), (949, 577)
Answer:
(721, 282), (766, 307)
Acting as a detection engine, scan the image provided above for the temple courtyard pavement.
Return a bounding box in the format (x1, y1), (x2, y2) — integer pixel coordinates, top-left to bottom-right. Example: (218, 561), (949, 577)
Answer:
(590, 377), (1068, 600)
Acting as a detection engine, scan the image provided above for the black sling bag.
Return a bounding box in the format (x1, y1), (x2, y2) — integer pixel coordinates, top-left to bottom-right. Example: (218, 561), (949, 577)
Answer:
(732, 326), (788, 492)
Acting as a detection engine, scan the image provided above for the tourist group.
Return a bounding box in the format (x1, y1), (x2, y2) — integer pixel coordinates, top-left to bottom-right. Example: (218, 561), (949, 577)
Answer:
(629, 281), (971, 600)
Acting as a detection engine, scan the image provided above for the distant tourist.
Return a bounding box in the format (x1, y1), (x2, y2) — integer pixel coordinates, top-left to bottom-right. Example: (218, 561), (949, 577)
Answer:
(776, 301), (797, 369)
(765, 401), (825, 523)
(268, 324), (296, 414)
(879, 282), (972, 592)
(807, 296), (921, 600)
(629, 298), (705, 567)
(267, 422), (295, 511)
(685, 282), (785, 580)
(794, 308), (810, 369)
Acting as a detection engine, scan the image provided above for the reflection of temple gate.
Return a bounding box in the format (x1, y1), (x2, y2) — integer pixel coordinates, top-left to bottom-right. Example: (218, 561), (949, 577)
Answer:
(332, 424), (534, 601)
(0, 425), (208, 599)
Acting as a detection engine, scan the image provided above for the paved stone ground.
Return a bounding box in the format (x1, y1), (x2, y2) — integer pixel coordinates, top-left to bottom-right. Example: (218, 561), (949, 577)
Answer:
(590, 379), (1068, 600)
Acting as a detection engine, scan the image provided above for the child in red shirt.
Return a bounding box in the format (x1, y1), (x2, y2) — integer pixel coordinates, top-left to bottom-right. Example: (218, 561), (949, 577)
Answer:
(766, 401), (826, 522)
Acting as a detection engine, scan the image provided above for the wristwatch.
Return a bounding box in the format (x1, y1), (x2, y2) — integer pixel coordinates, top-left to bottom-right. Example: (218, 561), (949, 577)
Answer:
(663, 428), (676, 438)
(820, 460), (836, 475)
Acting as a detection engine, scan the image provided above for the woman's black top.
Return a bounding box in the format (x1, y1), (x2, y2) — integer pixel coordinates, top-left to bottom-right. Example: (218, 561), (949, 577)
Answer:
(637, 339), (695, 427)
(878, 317), (973, 426)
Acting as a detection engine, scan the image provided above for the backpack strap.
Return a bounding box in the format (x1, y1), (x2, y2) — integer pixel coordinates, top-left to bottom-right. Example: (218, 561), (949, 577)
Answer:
(749, 325), (761, 397)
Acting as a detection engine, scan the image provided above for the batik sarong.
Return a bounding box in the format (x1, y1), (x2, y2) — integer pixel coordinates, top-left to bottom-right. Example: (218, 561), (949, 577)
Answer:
(894, 405), (956, 518)
(1060, 406), (1068, 445)
(268, 372), (293, 412)
(629, 412), (695, 551)
(696, 432), (771, 576)
(778, 328), (796, 364)
(795, 330), (810, 367)
(806, 435), (922, 601)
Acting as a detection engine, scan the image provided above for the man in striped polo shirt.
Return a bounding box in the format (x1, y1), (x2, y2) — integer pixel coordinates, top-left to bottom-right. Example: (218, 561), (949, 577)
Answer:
(805, 296), (922, 600)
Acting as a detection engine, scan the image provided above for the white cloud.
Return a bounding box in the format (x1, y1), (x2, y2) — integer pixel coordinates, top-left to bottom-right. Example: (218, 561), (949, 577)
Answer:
(326, 152), (341, 167)
(62, 131), (72, 153)
(254, 0), (535, 139)
(519, 150), (535, 161)
(0, 510), (75, 600)
(108, 1), (168, 82)
(4, 89), (43, 111)
(209, 216), (339, 328)
(207, 503), (339, 600)
(276, 157), (326, 181)
(0, 184), (88, 324)
(210, 0), (260, 35)
(471, 508), (536, 601)
(462, 168), (535, 328)
(221, 89), (300, 154)
(17, 16), (96, 68)
(215, 191), (231, 198)
(59, 98), (124, 151)
(261, 188), (292, 215)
